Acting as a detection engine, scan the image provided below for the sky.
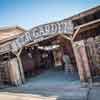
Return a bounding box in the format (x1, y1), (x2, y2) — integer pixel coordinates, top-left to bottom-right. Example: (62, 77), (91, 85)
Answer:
(0, 0), (100, 29)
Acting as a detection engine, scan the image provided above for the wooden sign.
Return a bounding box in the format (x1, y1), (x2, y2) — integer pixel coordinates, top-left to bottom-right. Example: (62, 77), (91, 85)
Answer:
(0, 43), (11, 54)
(11, 20), (73, 52)
(0, 20), (73, 53)
(30, 19), (73, 38)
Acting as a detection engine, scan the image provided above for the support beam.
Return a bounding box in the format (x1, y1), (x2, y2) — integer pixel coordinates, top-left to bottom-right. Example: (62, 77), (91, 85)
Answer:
(71, 40), (92, 83)
(16, 48), (25, 84)
(71, 40), (85, 82)
(72, 27), (80, 41)
(9, 58), (22, 86)
(80, 40), (92, 83)
(75, 19), (100, 30)
(60, 34), (71, 41)
(72, 19), (100, 41)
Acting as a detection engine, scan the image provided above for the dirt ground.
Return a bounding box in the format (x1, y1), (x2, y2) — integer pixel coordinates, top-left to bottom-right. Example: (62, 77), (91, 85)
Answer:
(0, 70), (89, 100)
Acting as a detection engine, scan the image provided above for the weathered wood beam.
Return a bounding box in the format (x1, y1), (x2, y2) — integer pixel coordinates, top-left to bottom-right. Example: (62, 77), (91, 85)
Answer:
(71, 40), (92, 83)
(15, 48), (25, 84)
(71, 40), (85, 83)
(9, 58), (22, 86)
(17, 48), (23, 56)
(60, 34), (71, 41)
(73, 19), (100, 41)
(72, 27), (80, 41)
(79, 40), (92, 83)
(79, 23), (100, 34)
(75, 19), (100, 29)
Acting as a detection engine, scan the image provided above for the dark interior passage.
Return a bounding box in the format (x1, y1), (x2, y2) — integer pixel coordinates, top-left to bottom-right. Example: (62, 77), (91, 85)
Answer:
(20, 36), (79, 81)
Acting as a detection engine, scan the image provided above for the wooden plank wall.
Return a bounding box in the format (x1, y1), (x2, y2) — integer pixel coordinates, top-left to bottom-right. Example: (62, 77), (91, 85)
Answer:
(0, 61), (10, 84)
(85, 35), (100, 76)
(9, 58), (22, 86)
(72, 40), (92, 82)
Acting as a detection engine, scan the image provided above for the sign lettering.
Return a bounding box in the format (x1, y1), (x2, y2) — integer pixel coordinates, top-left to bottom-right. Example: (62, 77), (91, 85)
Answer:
(0, 20), (74, 53)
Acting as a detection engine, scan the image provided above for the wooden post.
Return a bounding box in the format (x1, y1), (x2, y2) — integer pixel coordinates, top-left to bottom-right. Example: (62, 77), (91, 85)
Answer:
(86, 37), (97, 67)
(80, 40), (92, 83)
(71, 40), (92, 83)
(71, 41), (86, 82)
(16, 48), (25, 83)
(9, 58), (22, 86)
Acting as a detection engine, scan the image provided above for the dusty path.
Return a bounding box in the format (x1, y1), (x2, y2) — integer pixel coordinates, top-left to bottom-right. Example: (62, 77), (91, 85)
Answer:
(0, 70), (89, 100)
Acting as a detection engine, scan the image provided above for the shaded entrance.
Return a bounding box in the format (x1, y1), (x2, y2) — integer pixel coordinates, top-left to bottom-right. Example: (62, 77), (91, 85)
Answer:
(20, 35), (79, 83)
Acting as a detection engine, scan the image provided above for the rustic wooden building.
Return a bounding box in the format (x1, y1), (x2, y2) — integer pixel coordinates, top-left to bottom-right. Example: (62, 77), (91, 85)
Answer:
(71, 6), (100, 83)
(0, 5), (100, 86)
(0, 26), (26, 86)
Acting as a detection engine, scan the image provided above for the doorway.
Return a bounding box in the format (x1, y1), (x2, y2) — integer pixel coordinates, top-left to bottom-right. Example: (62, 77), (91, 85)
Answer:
(20, 35), (79, 83)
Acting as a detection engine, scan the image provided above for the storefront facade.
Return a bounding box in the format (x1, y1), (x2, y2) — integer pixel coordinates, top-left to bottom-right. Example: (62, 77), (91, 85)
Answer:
(0, 6), (99, 86)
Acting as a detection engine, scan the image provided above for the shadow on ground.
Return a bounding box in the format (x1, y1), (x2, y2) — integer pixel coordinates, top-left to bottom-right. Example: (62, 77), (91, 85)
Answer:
(0, 70), (88, 100)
